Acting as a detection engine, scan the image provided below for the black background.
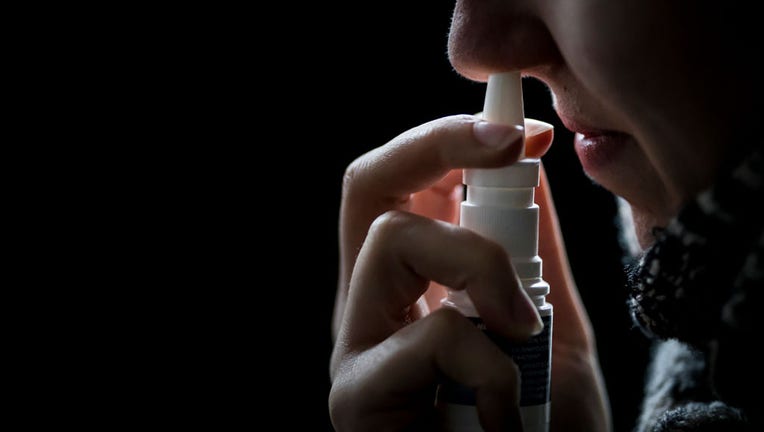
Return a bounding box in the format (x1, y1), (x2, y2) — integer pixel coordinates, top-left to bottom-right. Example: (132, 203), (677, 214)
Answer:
(244, 2), (650, 430)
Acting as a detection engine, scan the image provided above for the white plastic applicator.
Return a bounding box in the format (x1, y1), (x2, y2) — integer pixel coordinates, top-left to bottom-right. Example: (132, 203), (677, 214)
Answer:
(482, 71), (526, 156)
(438, 72), (553, 432)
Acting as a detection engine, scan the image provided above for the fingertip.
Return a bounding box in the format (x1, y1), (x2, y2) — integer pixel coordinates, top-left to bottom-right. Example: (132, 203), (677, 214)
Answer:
(524, 118), (554, 158)
(525, 129), (554, 158)
(512, 289), (544, 337)
(481, 297), (543, 342)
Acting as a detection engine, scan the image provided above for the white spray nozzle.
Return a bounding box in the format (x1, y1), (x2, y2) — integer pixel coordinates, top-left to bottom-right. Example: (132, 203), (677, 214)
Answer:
(483, 72), (525, 157)
(464, 72), (534, 188)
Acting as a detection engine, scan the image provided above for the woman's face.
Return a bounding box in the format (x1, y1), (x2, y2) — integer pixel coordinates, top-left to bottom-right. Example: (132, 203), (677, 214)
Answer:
(449, 0), (756, 248)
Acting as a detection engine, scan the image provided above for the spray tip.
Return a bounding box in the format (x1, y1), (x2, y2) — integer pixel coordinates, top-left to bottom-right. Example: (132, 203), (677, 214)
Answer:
(484, 72), (525, 158)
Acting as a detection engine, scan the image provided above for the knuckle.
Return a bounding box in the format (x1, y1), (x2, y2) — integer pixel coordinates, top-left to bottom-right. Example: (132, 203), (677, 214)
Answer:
(328, 359), (362, 431)
(427, 307), (471, 338)
(368, 210), (413, 240)
(342, 156), (367, 195)
(328, 383), (351, 430)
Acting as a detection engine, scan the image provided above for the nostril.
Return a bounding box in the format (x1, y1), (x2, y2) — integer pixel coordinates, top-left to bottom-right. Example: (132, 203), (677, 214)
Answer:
(448, 6), (561, 82)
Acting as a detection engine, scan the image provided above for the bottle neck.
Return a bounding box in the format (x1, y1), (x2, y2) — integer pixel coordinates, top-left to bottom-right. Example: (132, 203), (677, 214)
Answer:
(447, 159), (549, 319)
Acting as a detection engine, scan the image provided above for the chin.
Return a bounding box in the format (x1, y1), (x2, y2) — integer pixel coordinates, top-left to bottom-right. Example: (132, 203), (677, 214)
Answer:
(629, 203), (666, 250)
(615, 197), (668, 256)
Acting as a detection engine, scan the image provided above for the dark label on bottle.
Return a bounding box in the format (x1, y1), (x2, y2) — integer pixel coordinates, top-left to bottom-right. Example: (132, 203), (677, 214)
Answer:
(437, 314), (552, 407)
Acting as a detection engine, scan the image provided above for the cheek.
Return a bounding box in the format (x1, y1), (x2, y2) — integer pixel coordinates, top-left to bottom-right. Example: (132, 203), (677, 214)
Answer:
(551, 4), (631, 89)
(556, 31), (648, 128)
(551, 1), (694, 127)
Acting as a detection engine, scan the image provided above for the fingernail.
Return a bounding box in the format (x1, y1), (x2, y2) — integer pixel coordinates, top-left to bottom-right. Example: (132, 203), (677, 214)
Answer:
(512, 292), (543, 336)
(473, 121), (523, 149)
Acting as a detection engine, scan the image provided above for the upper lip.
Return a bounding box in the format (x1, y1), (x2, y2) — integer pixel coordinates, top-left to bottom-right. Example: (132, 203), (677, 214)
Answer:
(552, 95), (624, 138)
(557, 114), (617, 138)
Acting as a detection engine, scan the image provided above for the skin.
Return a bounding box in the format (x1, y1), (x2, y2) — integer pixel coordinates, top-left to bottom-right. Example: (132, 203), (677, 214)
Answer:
(450, 0), (757, 248)
(330, 1), (760, 430)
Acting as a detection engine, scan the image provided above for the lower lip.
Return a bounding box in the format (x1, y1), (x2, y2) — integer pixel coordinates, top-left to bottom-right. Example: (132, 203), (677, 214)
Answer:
(574, 132), (631, 174)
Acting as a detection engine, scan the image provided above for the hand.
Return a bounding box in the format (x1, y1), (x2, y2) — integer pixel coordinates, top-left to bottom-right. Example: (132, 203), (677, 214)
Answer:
(330, 115), (610, 431)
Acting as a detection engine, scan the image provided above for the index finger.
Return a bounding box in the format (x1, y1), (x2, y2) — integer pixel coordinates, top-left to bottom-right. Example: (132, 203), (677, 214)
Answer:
(335, 115), (553, 335)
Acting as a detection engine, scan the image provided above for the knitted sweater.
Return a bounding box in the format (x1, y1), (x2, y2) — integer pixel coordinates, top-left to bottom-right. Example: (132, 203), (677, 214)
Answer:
(627, 146), (763, 431)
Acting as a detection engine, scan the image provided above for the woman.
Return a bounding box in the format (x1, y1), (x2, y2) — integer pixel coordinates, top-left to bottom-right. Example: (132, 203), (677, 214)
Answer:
(329, 1), (762, 430)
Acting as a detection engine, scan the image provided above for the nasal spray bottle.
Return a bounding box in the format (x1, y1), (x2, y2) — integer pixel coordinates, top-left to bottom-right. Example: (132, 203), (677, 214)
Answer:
(437, 72), (553, 432)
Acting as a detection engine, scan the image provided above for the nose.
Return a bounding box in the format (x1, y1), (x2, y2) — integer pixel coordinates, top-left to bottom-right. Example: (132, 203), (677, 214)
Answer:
(448, 0), (560, 82)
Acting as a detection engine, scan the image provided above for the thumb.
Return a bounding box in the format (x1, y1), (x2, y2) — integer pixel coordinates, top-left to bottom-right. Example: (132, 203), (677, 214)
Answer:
(537, 165), (595, 349)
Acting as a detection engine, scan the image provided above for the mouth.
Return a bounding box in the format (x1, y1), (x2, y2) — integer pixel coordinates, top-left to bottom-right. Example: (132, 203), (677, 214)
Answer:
(557, 116), (631, 175)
